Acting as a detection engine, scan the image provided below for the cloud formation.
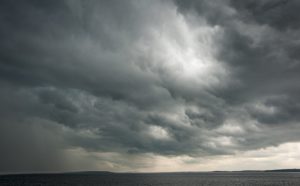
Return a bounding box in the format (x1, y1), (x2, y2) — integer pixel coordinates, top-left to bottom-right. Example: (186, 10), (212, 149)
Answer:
(1, 0), (300, 173)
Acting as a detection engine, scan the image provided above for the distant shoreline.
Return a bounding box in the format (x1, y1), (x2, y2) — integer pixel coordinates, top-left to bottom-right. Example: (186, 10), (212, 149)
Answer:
(1, 169), (300, 176)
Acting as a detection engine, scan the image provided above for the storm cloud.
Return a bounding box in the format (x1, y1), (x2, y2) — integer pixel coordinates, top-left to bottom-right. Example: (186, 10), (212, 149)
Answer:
(1, 0), (300, 173)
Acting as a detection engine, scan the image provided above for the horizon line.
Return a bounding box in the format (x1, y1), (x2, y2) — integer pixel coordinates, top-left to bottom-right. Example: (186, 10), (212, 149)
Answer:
(1, 168), (300, 176)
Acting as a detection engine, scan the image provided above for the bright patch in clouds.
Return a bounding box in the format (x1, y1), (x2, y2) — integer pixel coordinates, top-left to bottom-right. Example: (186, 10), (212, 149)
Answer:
(148, 126), (171, 140)
(134, 5), (227, 88)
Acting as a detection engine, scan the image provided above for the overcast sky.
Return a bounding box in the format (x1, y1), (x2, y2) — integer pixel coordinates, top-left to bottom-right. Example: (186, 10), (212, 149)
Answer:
(1, 0), (300, 173)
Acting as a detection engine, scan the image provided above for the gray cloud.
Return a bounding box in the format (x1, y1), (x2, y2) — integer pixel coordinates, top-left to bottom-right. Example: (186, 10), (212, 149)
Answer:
(1, 0), (300, 173)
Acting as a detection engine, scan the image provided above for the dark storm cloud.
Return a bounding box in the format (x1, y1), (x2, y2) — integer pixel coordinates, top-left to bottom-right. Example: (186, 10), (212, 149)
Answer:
(1, 0), (300, 172)
(230, 0), (300, 30)
(174, 0), (300, 145)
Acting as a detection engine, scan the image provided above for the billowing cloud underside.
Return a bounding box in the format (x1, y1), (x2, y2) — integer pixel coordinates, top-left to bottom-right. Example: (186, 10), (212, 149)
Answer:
(1, 0), (300, 172)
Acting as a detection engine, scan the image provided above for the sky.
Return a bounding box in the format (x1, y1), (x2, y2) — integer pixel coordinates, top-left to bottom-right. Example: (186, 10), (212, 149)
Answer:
(1, 0), (300, 173)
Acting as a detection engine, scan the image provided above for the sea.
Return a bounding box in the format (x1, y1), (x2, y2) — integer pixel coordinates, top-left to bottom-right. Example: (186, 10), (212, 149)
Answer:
(1, 172), (300, 186)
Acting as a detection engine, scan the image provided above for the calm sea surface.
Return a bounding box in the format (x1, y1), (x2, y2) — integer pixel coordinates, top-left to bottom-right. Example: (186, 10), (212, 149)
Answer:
(1, 172), (300, 186)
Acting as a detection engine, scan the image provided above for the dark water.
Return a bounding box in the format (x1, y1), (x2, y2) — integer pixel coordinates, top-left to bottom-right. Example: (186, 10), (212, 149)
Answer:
(1, 172), (300, 186)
